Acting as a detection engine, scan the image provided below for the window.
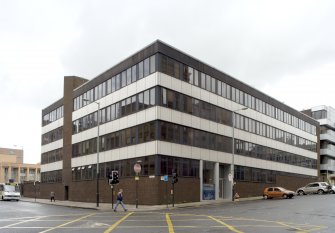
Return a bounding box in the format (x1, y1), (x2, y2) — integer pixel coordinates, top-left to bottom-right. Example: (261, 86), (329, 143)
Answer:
(138, 61), (144, 79)
(150, 55), (156, 74)
(126, 68), (132, 85)
(144, 58), (150, 77)
(131, 65), (137, 82)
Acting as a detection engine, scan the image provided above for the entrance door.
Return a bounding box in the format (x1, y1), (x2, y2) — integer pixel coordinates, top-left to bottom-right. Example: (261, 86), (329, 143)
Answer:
(64, 186), (69, 200)
(219, 178), (224, 198)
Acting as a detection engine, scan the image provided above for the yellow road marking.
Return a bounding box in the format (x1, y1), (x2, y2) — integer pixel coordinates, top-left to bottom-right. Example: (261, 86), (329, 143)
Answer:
(104, 212), (133, 233)
(166, 213), (175, 233)
(208, 215), (244, 233)
(38, 213), (96, 233)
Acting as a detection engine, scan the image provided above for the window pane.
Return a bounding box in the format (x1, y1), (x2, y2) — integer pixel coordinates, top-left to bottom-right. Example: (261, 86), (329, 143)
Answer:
(127, 68), (131, 85)
(121, 71), (126, 87)
(194, 70), (199, 86)
(150, 55), (156, 73)
(107, 79), (111, 94)
(201, 73), (206, 89)
(144, 58), (150, 77)
(111, 76), (116, 92)
(116, 74), (121, 90)
(131, 65), (137, 82)
(150, 88), (155, 106)
(138, 61), (144, 79)
(144, 90), (150, 109)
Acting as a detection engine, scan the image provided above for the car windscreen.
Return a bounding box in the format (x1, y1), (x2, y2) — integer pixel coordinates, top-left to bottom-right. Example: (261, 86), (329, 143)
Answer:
(4, 185), (17, 192)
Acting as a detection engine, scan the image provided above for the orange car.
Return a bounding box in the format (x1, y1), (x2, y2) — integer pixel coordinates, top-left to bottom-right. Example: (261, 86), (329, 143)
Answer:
(263, 187), (295, 199)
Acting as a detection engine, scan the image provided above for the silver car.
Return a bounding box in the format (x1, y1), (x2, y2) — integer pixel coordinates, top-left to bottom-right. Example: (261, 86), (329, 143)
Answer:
(296, 182), (331, 195)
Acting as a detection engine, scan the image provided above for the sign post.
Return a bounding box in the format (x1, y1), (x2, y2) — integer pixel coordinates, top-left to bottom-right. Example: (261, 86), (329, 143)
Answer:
(134, 163), (141, 208)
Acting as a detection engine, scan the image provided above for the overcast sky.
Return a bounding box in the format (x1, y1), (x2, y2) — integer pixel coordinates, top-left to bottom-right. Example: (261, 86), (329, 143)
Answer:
(1, 0), (335, 164)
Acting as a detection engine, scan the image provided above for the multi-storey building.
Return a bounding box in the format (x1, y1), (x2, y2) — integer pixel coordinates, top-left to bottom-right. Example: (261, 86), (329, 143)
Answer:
(36, 40), (319, 204)
(303, 106), (335, 184)
(0, 147), (40, 183)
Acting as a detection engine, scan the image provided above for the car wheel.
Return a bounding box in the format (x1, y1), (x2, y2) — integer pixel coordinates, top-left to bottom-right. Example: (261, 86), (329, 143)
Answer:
(329, 190), (335, 194)
(283, 194), (288, 199)
(297, 190), (304, 196)
(317, 189), (324, 195)
(263, 195), (268, 200)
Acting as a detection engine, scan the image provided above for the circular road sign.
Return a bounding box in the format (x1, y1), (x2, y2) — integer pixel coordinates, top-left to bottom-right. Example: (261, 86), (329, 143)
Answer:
(134, 163), (141, 174)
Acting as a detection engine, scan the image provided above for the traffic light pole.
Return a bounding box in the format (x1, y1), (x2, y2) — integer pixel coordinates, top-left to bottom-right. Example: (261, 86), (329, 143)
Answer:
(111, 185), (114, 209)
(172, 182), (175, 207)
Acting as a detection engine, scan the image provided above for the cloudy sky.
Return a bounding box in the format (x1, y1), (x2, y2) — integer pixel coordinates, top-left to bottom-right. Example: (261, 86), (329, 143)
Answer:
(1, 0), (335, 164)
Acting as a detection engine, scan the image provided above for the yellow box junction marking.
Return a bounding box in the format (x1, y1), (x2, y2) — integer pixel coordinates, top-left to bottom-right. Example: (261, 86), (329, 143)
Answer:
(104, 212), (134, 233)
(165, 213), (175, 233)
(39, 213), (96, 233)
(208, 215), (244, 233)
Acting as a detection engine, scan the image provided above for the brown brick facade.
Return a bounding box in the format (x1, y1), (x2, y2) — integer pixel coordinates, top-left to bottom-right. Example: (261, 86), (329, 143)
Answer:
(23, 177), (200, 205)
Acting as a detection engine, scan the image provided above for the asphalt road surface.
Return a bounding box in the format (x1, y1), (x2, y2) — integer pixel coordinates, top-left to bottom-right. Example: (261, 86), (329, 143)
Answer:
(1, 194), (335, 233)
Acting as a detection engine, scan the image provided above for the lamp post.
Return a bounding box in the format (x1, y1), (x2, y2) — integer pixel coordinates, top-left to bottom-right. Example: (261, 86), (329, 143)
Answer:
(231, 107), (248, 201)
(83, 99), (100, 207)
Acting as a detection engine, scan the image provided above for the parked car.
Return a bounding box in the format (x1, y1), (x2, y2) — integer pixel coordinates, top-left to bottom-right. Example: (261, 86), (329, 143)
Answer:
(0, 183), (20, 201)
(296, 182), (331, 195)
(329, 185), (335, 194)
(263, 187), (295, 199)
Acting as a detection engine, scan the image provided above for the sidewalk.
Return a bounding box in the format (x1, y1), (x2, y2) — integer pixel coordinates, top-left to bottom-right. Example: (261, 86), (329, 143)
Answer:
(20, 196), (262, 212)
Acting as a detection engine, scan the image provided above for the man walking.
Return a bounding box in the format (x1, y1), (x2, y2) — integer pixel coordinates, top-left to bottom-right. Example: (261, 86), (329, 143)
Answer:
(50, 191), (55, 202)
(114, 189), (127, 212)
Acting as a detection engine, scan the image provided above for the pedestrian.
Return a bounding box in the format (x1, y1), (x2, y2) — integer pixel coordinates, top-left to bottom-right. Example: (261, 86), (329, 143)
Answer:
(113, 189), (127, 212)
(50, 191), (55, 202)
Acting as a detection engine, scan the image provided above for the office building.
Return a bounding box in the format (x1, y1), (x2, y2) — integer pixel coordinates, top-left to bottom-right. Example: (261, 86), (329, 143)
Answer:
(33, 41), (319, 204)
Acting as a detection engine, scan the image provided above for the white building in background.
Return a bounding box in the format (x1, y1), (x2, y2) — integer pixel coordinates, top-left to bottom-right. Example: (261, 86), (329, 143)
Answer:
(303, 106), (335, 183)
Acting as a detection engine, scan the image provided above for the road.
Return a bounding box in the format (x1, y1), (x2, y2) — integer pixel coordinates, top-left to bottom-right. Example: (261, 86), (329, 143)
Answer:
(0, 194), (334, 233)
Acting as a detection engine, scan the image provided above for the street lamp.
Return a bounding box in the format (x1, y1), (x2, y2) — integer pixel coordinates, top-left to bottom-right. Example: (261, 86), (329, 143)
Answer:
(83, 99), (100, 207)
(231, 107), (248, 201)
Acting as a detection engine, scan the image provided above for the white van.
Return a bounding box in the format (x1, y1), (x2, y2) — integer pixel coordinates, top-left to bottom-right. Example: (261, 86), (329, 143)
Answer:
(0, 183), (21, 201)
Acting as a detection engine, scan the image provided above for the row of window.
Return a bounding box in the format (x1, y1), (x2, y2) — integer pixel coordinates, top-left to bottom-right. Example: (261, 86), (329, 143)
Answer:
(41, 127), (63, 145)
(73, 55), (156, 111)
(41, 148), (63, 164)
(71, 120), (316, 169)
(235, 165), (276, 183)
(157, 53), (316, 135)
(235, 139), (316, 169)
(41, 157), (313, 184)
(233, 113), (316, 152)
(71, 86), (316, 152)
(72, 121), (156, 157)
(312, 109), (327, 120)
(71, 155), (199, 182)
(42, 106), (64, 126)
(41, 170), (62, 183)
(72, 87), (156, 134)
(161, 87), (316, 152)
(234, 165), (315, 183)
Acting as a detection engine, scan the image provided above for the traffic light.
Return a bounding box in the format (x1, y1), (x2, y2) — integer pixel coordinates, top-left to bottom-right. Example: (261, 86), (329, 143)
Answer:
(172, 172), (178, 184)
(109, 170), (119, 185)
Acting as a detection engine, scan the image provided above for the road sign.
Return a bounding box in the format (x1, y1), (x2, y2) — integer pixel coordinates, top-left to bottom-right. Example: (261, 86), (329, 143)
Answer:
(228, 173), (233, 182)
(134, 163), (141, 174)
